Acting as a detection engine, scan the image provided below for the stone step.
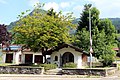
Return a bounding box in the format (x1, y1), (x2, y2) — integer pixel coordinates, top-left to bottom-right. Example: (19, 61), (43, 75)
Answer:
(45, 69), (62, 75)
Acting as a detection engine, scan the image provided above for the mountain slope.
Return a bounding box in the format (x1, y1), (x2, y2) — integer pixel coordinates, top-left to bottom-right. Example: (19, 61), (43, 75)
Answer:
(73, 18), (120, 33)
(7, 9), (120, 33)
(7, 9), (46, 30)
(109, 18), (120, 33)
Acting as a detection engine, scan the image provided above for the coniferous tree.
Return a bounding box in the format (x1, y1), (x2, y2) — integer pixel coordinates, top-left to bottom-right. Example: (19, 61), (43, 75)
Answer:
(74, 4), (117, 66)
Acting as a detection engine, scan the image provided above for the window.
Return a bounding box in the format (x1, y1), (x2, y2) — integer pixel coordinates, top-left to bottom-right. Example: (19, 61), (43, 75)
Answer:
(55, 56), (58, 61)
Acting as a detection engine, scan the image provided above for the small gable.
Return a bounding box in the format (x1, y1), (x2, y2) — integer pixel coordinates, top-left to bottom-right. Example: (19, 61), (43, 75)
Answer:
(46, 43), (88, 55)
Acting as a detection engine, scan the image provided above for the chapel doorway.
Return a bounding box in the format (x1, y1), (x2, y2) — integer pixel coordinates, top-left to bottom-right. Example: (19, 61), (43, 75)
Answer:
(62, 52), (74, 65)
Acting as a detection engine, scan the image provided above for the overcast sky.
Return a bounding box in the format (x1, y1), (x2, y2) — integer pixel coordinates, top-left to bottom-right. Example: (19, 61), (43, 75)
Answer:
(0, 0), (120, 25)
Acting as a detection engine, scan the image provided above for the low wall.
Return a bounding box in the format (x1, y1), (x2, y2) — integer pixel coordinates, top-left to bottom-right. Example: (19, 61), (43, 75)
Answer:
(62, 67), (117, 76)
(0, 66), (44, 74)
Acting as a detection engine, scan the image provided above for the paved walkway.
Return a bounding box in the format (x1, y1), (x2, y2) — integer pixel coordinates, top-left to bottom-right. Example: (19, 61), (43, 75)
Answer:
(0, 75), (120, 80)
(107, 69), (120, 77)
(0, 74), (101, 80)
(0, 74), (116, 80)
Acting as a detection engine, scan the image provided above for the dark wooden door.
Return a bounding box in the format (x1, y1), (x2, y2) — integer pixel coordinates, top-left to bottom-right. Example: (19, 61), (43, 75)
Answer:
(34, 55), (43, 63)
(5, 54), (13, 63)
(25, 54), (33, 64)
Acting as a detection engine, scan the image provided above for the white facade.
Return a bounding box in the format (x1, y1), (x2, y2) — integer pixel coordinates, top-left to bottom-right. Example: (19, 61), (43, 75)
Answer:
(21, 52), (44, 63)
(2, 51), (44, 64)
(50, 46), (83, 68)
(2, 51), (22, 64)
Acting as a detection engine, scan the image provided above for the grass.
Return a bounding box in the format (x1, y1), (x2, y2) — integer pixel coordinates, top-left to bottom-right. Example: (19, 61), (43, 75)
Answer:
(118, 64), (120, 66)
(116, 58), (120, 61)
(0, 63), (14, 66)
(118, 64), (120, 68)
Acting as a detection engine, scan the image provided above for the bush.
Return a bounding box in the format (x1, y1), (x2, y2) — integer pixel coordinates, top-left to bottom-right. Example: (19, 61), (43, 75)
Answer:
(92, 62), (103, 68)
(63, 62), (77, 68)
(40, 64), (57, 70)
(100, 53), (115, 67)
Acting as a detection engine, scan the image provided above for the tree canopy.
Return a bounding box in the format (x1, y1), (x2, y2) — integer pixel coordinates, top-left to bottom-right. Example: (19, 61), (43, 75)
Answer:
(74, 4), (117, 66)
(12, 4), (75, 52)
(0, 24), (12, 46)
(78, 4), (100, 32)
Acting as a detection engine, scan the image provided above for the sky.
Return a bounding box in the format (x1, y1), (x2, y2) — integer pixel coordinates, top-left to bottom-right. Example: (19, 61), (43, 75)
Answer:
(0, 0), (120, 25)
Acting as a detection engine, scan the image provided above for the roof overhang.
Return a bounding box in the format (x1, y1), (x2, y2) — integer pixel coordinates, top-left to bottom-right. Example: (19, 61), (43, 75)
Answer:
(45, 43), (88, 55)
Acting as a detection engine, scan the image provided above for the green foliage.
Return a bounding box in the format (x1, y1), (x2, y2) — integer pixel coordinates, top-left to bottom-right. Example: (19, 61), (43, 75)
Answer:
(92, 62), (103, 68)
(63, 62), (77, 68)
(74, 4), (117, 66)
(75, 28), (90, 51)
(12, 3), (75, 52)
(78, 4), (100, 32)
(40, 64), (57, 70)
(100, 53), (115, 67)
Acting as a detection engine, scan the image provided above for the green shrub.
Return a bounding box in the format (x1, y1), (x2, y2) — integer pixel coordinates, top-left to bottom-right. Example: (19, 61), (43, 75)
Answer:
(40, 64), (57, 70)
(63, 62), (77, 68)
(92, 62), (103, 68)
(100, 53), (115, 67)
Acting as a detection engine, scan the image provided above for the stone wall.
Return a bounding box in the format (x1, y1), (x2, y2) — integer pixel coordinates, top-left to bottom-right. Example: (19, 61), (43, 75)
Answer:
(62, 67), (117, 76)
(0, 66), (44, 74)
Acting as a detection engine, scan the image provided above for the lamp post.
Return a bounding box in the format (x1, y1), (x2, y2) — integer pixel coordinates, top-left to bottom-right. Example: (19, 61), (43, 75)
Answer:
(89, 8), (93, 68)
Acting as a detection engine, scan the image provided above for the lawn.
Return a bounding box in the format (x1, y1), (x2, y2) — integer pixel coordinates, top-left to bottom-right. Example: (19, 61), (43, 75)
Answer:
(116, 57), (120, 61)
(0, 63), (14, 66)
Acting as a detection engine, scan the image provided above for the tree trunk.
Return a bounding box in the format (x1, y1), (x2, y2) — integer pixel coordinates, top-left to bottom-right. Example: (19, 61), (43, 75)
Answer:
(42, 47), (48, 63)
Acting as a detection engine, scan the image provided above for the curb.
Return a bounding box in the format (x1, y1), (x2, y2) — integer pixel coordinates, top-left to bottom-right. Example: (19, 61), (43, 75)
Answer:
(0, 74), (62, 77)
(0, 74), (103, 78)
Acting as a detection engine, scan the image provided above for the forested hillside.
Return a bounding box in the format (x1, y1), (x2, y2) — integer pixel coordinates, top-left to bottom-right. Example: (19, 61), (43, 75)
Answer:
(73, 18), (120, 33)
(7, 9), (120, 33)
(109, 18), (120, 33)
(7, 9), (46, 30)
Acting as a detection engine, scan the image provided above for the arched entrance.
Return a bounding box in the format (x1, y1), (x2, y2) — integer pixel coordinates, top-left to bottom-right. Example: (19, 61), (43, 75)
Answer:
(62, 52), (74, 65)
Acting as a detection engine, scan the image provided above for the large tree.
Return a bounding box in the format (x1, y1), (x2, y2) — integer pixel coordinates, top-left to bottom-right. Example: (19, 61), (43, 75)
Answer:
(12, 4), (75, 53)
(74, 4), (117, 66)
(78, 4), (100, 32)
(0, 24), (12, 47)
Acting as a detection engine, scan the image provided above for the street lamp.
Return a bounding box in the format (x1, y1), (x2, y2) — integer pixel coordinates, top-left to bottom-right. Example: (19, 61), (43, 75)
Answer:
(89, 8), (93, 68)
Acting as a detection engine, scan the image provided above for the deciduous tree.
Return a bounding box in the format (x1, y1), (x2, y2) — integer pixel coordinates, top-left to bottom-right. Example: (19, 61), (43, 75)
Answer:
(12, 4), (75, 53)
